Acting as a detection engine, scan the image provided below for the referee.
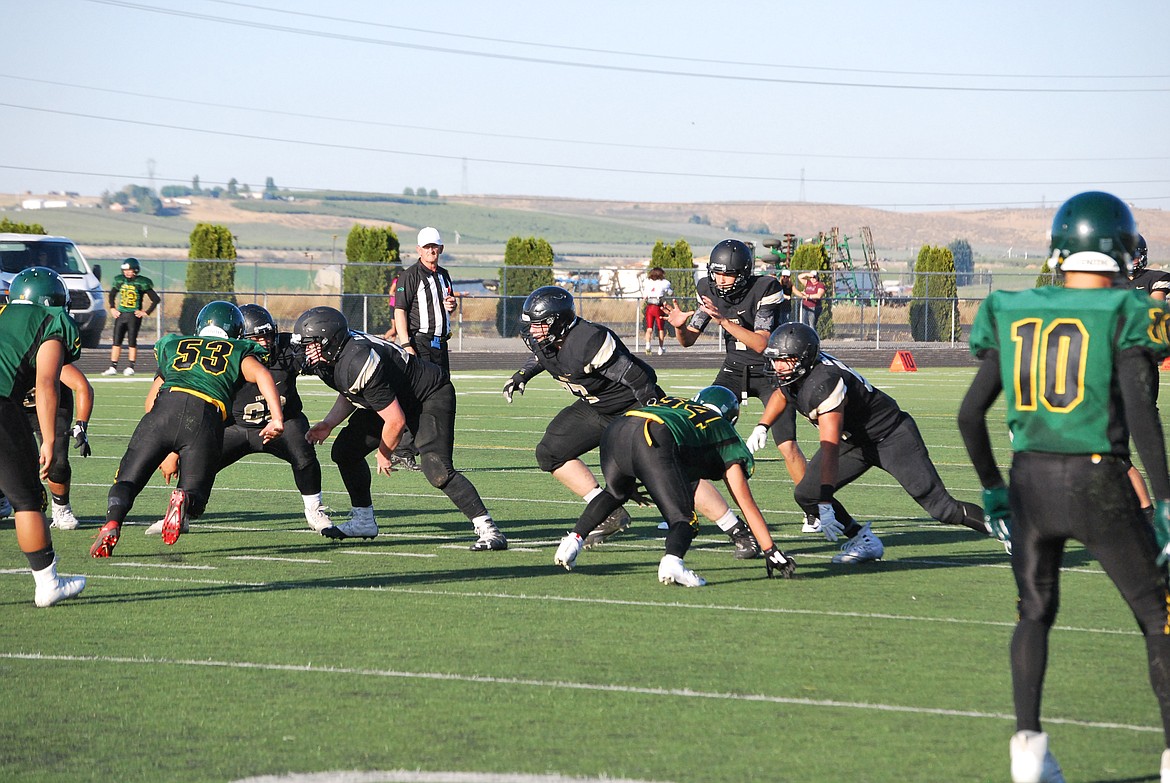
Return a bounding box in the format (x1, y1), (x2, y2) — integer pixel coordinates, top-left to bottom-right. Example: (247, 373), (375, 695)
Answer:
(393, 226), (458, 375)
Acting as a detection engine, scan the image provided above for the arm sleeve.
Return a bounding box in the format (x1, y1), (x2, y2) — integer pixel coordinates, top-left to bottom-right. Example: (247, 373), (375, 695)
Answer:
(514, 353), (545, 383)
(956, 350), (1006, 488)
(107, 283), (118, 308)
(1118, 348), (1170, 498)
(144, 287), (161, 313)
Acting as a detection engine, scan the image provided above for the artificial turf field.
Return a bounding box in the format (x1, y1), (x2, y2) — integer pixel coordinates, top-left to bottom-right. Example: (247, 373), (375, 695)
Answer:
(1, 366), (1165, 783)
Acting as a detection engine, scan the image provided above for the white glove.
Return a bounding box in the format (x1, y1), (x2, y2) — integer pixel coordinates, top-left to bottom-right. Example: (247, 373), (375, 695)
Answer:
(502, 376), (526, 403)
(817, 502), (845, 542)
(746, 424), (769, 454)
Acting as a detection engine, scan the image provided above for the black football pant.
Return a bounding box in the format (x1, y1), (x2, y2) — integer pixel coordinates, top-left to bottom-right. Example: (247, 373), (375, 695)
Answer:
(332, 383), (488, 521)
(536, 399), (618, 473)
(574, 416), (699, 559)
(107, 390), (224, 523)
(0, 399), (48, 513)
(393, 336), (450, 461)
(1009, 451), (1170, 743)
(219, 413), (321, 495)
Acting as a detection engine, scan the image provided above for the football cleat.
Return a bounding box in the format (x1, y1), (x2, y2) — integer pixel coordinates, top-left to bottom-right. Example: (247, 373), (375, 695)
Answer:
(161, 489), (188, 545)
(801, 513), (821, 534)
(389, 453), (422, 472)
(50, 503), (80, 531)
(322, 507), (379, 540)
(101, 367), (118, 376)
(0, 494), (13, 519)
(34, 573), (86, 608)
(470, 519), (507, 551)
(1009, 731), (1065, 783)
(122, 367), (135, 376)
(1161, 748), (1170, 783)
(304, 504), (333, 532)
(658, 554), (706, 587)
(727, 519), (761, 559)
(90, 521), (121, 558)
(583, 507), (631, 549)
(145, 516), (189, 537)
(831, 522), (884, 564)
(554, 532), (583, 570)
(657, 520), (670, 530)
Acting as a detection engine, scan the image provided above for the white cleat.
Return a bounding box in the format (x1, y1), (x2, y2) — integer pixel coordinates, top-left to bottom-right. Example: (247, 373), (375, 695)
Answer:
(658, 554), (706, 587)
(470, 518), (507, 551)
(831, 522), (885, 564)
(801, 513), (821, 534)
(50, 503), (81, 530)
(101, 367), (118, 376)
(554, 532), (583, 570)
(304, 504), (333, 532)
(1010, 731), (1064, 783)
(35, 574), (86, 608)
(322, 506), (378, 540)
(122, 367), (135, 376)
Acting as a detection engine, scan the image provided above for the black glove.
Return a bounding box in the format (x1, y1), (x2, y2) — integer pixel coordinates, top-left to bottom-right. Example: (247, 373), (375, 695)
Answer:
(502, 373), (526, 403)
(70, 420), (91, 457)
(763, 546), (796, 579)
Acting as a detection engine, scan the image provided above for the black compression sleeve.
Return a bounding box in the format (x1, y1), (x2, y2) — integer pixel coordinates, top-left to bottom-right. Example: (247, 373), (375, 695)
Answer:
(1118, 348), (1170, 499)
(957, 350), (1006, 489)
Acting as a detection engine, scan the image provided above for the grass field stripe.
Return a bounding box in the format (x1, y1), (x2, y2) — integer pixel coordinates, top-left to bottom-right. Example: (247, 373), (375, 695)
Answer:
(0, 652), (1156, 735)
(338, 551), (438, 558)
(227, 556), (334, 564)
(107, 561), (217, 570)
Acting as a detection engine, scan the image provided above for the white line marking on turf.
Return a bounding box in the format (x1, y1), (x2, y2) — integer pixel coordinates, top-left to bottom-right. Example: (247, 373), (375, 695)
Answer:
(231, 770), (676, 783)
(107, 562), (217, 570)
(338, 551), (437, 559)
(227, 556), (332, 564)
(0, 651), (1155, 735)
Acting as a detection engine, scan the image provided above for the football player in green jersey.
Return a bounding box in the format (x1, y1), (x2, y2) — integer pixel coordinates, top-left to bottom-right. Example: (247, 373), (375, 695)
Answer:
(0, 267), (87, 606)
(958, 191), (1170, 782)
(91, 301), (284, 558)
(103, 257), (160, 376)
(554, 386), (795, 586)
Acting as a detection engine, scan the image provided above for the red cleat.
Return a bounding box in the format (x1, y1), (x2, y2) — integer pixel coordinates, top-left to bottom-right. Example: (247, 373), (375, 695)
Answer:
(162, 489), (187, 546)
(90, 521), (121, 558)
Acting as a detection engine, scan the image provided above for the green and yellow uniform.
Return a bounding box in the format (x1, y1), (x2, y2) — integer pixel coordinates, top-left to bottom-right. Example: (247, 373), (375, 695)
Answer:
(154, 334), (266, 420)
(625, 396), (753, 480)
(109, 273), (156, 313)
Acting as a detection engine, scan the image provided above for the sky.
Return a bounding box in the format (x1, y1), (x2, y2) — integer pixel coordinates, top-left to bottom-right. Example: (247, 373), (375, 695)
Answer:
(3, 0), (1169, 211)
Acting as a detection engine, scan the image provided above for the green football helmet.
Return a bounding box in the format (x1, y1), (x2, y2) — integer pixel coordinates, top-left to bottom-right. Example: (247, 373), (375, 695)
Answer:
(195, 300), (245, 339)
(120, 257), (141, 273)
(8, 266), (68, 308)
(692, 385), (740, 424)
(1048, 191), (1138, 275)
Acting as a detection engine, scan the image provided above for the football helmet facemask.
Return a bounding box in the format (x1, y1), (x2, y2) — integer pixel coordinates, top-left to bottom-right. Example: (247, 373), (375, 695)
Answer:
(707, 239), (754, 299)
(8, 266), (68, 308)
(195, 301), (245, 339)
(521, 286), (577, 351)
(1048, 190), (1137, 275)
(1133, 234), (1149, 274)
(291, 306), (350, 365)
(692, 385), (740, 425)
(763, 322), (820, 386)
(240, 304), (277, 359)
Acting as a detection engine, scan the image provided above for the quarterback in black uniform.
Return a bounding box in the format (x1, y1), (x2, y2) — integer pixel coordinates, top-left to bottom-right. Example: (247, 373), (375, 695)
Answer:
(504, 286), (760, 557)
(152, 305), (332, 533)
(750, 322), (990, 564)
(663, 239), (818, 533)
(292, 306), (505, 551)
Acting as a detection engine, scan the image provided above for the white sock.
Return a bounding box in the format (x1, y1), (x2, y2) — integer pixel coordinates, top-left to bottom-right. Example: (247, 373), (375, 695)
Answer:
(302, 493), (323, 510)
(472, 514), (493, 526)
(583, 487), (603, 503)
(713, 509), (739, 532)
(31, 558), (59, 587)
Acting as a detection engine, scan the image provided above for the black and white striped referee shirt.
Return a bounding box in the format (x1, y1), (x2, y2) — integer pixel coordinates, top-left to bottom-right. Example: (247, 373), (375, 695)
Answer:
(395, 259), (453, 340)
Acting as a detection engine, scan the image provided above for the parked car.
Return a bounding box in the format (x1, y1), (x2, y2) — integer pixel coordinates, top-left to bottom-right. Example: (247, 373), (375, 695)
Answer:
(0, 233), (106, 347)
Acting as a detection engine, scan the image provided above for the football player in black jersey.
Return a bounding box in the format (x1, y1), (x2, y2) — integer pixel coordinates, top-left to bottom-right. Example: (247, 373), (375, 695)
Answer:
(503, 286), (760, 557)
(1128, 234), (1169, 301)
(749, 322), (991, 564)
(292, 306), (506, 551)
(663, 239), (820, 534)
(151, 305), (332, 533)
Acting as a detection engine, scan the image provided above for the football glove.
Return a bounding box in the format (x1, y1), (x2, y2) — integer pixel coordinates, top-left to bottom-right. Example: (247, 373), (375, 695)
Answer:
(763, 546), (796, 579)
(746, 424), (769, 454)
(70, 420), (91, 457)
(1153, 499), (1170, 567)
(502, 374), (526, 403)
(982, 486), (1012, 554)
(817, 502), (844, 542)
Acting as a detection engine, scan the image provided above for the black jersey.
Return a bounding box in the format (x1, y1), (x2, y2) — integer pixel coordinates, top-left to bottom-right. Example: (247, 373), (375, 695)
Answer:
(521, 319), (661, 415)
(782, 353), (904, 445)
(687, 275), (785, 365)
(315, 331), (447, 414)
(230, 333), (304, 427)
(1128, 268), (1170, 298)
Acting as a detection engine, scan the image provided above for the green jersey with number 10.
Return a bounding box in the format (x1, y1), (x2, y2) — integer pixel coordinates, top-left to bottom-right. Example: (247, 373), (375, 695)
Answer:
(969, 285), (1170, 455)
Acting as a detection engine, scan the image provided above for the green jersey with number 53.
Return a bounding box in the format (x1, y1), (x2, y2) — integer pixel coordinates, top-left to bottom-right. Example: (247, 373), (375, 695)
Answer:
(155, 333), (266, 416)
(626, 396), (754, 479)
(969, 285), (1170, 455)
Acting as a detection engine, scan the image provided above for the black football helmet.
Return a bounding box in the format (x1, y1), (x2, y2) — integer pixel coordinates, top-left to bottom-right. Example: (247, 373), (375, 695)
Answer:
(707, 239), (754, 299)
(240, 304), (277, 358)
(521, 286), (577, 350)
(692, 385), (740, 424)
(1133, 234), (1149, 273)
(291, 306), (350, 365)
(763, 322), (820, 386)
(8, 266), (68, 308)
(195, 301), (245, 339)
(1048, 191), (1137, 275)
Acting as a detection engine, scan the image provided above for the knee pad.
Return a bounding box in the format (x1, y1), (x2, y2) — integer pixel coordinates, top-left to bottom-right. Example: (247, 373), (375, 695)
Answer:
(46, 461), (71, 487)
(420, 452), (454, 489)
(535, 440), (565, 474)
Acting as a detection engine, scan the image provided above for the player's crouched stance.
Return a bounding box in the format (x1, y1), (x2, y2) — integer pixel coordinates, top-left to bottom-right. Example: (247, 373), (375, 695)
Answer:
(554, 386), (795, 585)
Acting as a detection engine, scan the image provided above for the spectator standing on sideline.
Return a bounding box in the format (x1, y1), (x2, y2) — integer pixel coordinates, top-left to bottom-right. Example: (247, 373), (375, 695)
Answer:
(776, 268), (795, 324)
(795, 270), (825, 329)
(103, 257), (160, 376)
(641, 266), (672, 355)
(0, 267), (87, 606)
(390, 227), (458, 471)
(382, 275), (400, 343)
(957, 191), (1170, 782)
